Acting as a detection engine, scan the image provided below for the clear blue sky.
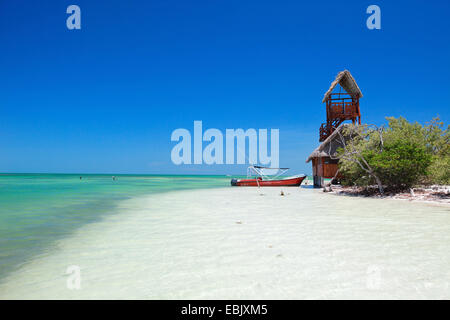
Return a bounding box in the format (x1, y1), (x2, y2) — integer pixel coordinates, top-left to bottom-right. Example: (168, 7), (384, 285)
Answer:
(0, 0), (449, 174)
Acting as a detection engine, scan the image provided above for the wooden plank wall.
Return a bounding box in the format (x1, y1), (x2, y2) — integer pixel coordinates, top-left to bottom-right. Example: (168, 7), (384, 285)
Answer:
(312, 157), (339, 179)
(323, 163), (338, 178)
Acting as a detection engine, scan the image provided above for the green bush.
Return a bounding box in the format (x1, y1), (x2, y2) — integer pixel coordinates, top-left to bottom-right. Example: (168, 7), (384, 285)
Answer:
(428, 155), (450, 185)
(365, 140), (432, 189)
(338, 116), (449, 191)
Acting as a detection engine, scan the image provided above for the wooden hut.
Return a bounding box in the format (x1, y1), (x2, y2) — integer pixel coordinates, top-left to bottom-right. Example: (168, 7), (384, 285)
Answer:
(306, 124), (347, 187)
(319, 70), (362, 142)
(307, 70), (363, 187)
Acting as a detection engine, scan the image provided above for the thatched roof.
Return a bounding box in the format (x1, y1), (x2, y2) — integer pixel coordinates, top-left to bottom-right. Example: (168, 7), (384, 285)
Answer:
(306, 124), (348, 162)
(322, 70), (363, 103)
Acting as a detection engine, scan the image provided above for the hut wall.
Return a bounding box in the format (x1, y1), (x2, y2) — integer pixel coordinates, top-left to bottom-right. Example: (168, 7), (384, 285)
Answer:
(312, 157), (339, 178)
(312, 158), (321, 176)
(311, 157), (339, 187)
(313, 158), (325, 177)
(323, 158), (339, 178)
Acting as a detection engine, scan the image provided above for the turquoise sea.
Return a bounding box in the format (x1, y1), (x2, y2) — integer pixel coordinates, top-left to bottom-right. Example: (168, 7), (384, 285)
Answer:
(0, 174), (449, 299)
(0, 174), (230, 281)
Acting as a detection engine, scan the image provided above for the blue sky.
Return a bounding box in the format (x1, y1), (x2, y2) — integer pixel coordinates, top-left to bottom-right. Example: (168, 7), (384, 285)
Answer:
(0, 0), (449, 174)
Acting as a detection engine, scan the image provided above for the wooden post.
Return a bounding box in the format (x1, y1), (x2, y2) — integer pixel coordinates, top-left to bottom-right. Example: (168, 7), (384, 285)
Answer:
(357, 97), (361, 124)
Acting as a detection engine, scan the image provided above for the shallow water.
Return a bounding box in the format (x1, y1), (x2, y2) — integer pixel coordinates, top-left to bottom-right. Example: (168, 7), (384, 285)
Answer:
(0, 180), (449, 299)
(0, 174), (229, 281)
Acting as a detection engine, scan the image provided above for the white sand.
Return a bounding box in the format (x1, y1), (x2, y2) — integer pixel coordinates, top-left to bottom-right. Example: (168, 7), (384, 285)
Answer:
(0, 187), (449, 299)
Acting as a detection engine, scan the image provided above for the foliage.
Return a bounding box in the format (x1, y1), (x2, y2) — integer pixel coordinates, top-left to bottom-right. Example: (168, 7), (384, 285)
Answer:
(428, 155), (450, 185)
(364, 140), (431, 189)
(337, 116), (449, 191)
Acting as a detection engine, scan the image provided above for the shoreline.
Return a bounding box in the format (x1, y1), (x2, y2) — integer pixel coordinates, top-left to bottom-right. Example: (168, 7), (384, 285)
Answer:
(327, 185), (450, 207)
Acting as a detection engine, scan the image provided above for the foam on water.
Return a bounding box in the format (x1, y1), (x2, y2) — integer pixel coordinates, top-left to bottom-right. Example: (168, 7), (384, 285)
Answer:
(0, 187), (449, 299)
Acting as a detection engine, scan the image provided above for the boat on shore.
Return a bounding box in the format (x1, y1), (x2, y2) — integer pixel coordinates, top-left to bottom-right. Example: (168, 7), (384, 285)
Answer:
(231, 166), (306, 187)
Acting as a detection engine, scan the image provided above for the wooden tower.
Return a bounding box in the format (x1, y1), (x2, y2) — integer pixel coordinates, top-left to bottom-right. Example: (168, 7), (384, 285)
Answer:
(319, 70), (363, 141)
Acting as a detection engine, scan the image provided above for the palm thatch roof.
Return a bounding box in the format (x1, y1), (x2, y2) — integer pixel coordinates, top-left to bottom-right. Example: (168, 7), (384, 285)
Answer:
(322, 70), (363, 103)
(306, 124), (348, 162)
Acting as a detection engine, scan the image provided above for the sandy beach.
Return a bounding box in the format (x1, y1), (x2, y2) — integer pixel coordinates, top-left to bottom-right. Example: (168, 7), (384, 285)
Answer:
(327, 185), (450, 206)
(0, 186), (449, 299)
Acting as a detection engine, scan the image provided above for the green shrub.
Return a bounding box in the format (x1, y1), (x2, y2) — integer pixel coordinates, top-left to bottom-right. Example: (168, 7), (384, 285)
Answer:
(338, 116), (448, 191)
(427, 155), (450, 185)
(366, 140), (432, 189)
